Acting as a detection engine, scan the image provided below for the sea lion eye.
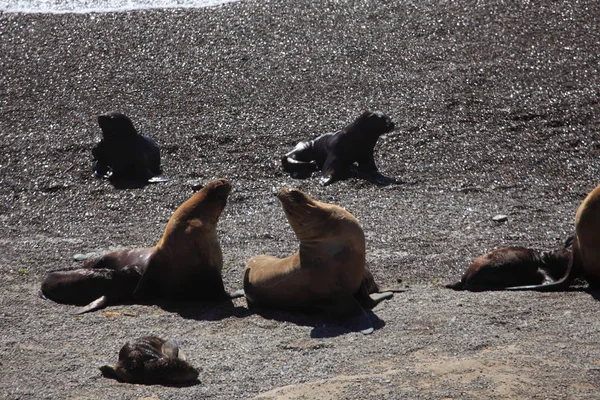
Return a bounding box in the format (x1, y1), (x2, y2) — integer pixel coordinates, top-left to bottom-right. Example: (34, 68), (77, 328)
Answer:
(290, 190), (305, 202)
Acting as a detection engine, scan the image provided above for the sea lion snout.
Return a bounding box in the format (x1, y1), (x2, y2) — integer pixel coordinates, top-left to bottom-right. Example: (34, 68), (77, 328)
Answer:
(205, 178), (232, 199)
(276, 188), (307, 203)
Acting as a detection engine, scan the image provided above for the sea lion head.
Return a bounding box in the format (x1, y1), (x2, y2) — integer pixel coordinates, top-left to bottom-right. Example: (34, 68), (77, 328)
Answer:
(97, 112), (138, 140)
(352, 110), (395, 137)
(276, 188), (340, 240)
(179, 178), (232, 224)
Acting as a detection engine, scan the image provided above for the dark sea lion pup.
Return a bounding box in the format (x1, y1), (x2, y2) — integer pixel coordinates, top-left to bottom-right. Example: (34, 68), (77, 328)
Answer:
(445, 243), (572, 292)
(92, 112), (166, 184)
(134, 179), (243, 301)
(100, 336), (199, 385)
(281, 110), (399, 186)
(39, 248), (153, 314)
(243, 188), (395, 334)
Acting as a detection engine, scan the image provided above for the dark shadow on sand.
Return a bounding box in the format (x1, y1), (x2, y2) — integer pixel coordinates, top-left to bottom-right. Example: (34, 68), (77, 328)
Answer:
(144, 298), (252, 321)
(249, 306), (386, 338)
(100, 373), (202, 388)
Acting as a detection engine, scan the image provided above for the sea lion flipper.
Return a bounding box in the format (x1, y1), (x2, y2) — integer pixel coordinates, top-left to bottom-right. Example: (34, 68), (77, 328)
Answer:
(317, 293), (374, 335)
(161, 339), (180, 359)
(227, 289), (245, 299)
(320, 155), (342, 186)
(71, 295), (109, 314)
(368, 291), (394, 307)
(147, 176), (169, 184)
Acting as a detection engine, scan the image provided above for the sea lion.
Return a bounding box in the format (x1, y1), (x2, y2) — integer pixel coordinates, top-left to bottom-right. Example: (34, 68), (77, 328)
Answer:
(100, 336), (199, 385)
(92, 112), (166, 184)
(572, 184), (600, 287)
(506, 185), (600, 291)
(243, 188), (394, 334)
(445, 245), (572, 291)
(281, 110), (399, 186)
(40, 248), (152, 314)
(134, 179), (242, 301)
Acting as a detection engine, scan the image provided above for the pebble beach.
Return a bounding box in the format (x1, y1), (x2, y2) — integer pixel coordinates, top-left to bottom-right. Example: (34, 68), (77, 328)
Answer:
(2, 0), (600, 398)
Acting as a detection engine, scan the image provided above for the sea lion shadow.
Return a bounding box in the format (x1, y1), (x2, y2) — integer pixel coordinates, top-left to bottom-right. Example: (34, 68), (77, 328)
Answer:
(251, 307), (386, 338)
(108, 179), (152, 190)
(150, 299), (252, 321)
(586, 287), (600, 302)
(115, 378), (202, 388)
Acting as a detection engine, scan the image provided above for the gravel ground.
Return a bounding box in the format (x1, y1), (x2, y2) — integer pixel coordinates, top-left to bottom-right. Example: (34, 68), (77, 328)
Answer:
(1, 0), (600, 398)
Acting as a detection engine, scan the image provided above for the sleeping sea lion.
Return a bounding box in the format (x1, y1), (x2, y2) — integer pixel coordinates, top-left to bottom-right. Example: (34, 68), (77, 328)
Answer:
(134, 179), (242, 301)
(281, 110), (399, 186)
(40, 248), (152, 314)
(445, 245), (572, 291)
(243, 188), (394, 334)
(92, 112), (166, 184)
(572, 184), (600, 287)
(506, 184), (600, 291)
(100, 336), (199, 385)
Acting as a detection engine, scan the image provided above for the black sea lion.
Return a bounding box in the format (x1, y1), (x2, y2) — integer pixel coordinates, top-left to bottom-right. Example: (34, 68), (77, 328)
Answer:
(281, 110), (399, 186)
(445, 245), (572, 291)
(92, 112), (166, 184)
(40, 248), (152, 314)
(243, 188), (394, 334)
(100, 336), (199, 385)
(134, 179), (242, 301)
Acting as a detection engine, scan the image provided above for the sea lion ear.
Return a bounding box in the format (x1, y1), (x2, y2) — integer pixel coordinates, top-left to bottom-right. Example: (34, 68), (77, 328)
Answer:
(161, 339), (180, 359)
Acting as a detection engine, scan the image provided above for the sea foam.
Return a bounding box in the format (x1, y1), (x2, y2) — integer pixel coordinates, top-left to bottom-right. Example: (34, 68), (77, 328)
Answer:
(0, 0), (237, 14)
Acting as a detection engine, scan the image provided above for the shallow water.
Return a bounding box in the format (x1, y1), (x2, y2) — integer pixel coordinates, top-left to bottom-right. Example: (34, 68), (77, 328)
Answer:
(0, 0), (236, 13)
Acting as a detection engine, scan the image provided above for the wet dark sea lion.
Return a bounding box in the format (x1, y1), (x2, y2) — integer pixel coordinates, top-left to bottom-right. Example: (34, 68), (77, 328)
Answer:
(100, 336), (199, 385)
(92, 112), (165, 184)
(243, 188), (394, 334)
(445, 245), (572, 291)
(134, 179), (242, 301)
(281, 110), (399, 186)
(40, 248), (152, 314)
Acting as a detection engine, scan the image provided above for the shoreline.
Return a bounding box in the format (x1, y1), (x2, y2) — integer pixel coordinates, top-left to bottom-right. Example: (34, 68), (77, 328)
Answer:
(0, 0), (238, 15)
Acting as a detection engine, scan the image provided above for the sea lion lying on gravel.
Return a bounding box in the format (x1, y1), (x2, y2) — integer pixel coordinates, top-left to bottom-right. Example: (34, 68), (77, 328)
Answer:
(40, 248), (152, 314)
(445, 243), (572, 291)
(92, 112), (166, 184)
(100, 336), (199, 385)
(505, 184), (600, 291)
(134, 179), (243, 301)
(281, 110), (399, 186)
(243, 188), (395, 334)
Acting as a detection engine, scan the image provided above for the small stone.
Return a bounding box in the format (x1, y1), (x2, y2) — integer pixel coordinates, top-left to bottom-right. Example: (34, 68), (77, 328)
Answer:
(492, 214), (508, 222)
(73, 253), (89, 261)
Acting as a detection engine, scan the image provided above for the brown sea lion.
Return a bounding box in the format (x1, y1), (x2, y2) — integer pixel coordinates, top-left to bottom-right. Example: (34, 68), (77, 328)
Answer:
(281, 110), (399, 186)
(445, 245), (572, 291)
(100, 336), (199, 385)
(506, 185), (600, 291)
(92, 112), (166, 184)
(40, 248), (152, 314)
(134, 179), (242, 301)
(572, 184), (600, 287)
(243, 188), (394, 334)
